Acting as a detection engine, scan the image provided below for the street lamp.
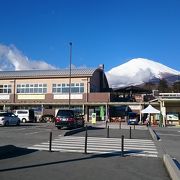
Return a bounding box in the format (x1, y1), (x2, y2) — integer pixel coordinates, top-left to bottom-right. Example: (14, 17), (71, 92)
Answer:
(69, 42), (72, 109)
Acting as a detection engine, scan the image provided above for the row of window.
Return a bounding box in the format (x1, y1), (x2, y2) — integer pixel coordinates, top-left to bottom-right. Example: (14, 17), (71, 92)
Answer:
(17, 84), (47, 94)
(52, 83), (84, 93)
(0, 83), (85, 94)
(0, 85), (12, 94)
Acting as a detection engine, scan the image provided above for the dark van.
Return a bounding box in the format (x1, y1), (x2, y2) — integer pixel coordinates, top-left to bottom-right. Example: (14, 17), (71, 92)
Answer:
(55, 109), (84, 129)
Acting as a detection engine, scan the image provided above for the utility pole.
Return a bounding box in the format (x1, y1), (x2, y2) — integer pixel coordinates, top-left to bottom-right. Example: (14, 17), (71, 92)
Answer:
(69, 42), (72, 109)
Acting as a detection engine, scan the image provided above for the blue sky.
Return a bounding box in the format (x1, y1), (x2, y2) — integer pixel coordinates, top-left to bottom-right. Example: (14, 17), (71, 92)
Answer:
(0, 0), (180, 71)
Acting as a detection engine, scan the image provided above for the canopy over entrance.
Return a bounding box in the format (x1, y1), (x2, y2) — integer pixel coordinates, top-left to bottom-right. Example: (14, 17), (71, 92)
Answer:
(141, 104), (160, 114)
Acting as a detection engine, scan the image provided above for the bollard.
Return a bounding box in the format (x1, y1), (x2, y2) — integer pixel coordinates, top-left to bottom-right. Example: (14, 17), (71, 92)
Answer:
(121, 135), (124, 157)
(134, 124), (135, 130)
(84, 125), (88, 154)
(107, 125), (109, 138)
(119, 121), (121, 129)
(129, 126), (132, 139)
(49, 131), (52, 152)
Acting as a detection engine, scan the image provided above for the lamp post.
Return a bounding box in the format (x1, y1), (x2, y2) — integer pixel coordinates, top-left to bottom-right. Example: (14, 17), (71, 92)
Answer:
(69, 42), (72, 109)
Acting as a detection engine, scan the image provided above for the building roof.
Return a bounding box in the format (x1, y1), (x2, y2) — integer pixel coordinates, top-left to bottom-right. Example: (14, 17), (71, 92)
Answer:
(0, 68), (99, 79)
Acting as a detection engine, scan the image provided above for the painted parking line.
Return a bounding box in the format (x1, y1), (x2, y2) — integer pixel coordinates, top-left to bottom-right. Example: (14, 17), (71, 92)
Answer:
(158, 133), (180, 137)
(16, 128), (27, 131)
(25, 132), (39, 135)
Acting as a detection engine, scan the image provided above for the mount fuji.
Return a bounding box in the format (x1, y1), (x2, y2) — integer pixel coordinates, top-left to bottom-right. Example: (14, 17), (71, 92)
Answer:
(106, 58), (180, 89)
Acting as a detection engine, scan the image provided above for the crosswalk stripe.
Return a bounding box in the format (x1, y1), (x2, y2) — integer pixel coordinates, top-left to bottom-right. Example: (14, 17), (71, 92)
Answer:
(27, 136), (158, 158)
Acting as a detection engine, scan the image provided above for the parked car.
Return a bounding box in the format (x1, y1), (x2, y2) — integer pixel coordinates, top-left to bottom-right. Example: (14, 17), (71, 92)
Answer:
(39, 114), (55, 123)
(14, 109), (36, 123)
(127, 112), (139, 125)
(55, 109), (84, 129)
(0, 112), (20, 126)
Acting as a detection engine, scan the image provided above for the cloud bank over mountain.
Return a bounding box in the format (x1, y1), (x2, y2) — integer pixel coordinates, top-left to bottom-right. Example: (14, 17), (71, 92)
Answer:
(0, 44), (56, 71)
(106, 58), (180, 88)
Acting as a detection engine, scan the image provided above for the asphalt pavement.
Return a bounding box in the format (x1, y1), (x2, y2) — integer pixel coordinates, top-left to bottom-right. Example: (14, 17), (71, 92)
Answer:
(152, 126), (180, 165)
(0, 122), (171, 180)
(0, 150), (169, 180)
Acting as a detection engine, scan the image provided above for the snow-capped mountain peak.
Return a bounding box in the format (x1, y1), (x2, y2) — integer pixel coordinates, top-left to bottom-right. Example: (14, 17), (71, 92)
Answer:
(106, 58), (179, 88)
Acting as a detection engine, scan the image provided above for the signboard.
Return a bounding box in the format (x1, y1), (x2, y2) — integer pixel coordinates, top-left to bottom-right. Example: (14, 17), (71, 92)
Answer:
(100, 106), (105, 121)
(91, 113), (96, 124)
(167, 113), (179, 121)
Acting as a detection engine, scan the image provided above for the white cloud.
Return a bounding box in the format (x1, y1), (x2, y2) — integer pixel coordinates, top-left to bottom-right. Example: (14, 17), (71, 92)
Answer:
(66, 64), (88, 69)
(0, 44), (56, 71)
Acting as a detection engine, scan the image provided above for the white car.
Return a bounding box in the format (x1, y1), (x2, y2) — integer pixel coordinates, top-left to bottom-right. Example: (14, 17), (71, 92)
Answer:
(14, 109), (35, 123)
(0, 112), (20, 126)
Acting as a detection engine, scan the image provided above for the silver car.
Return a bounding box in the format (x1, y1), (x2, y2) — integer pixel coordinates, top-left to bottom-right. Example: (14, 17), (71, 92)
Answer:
(0, 112), (20, 126)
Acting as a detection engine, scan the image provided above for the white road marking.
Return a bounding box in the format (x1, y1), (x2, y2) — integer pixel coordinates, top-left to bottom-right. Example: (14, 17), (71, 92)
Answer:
(28, 136), (158, 158)
(25, 132), (39, 135)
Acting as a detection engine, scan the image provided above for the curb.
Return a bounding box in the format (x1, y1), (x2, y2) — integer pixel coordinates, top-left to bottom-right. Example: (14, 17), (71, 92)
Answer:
(148, 127), (180, 180)
(148, 126), (160, 141)
(163, 154), (180, 180)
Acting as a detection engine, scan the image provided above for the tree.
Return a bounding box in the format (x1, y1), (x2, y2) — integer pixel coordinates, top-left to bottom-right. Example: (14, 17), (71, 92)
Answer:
(172, 81), (180, 93)
(143, 82), (156, 91)
(158, 79), (169, 93)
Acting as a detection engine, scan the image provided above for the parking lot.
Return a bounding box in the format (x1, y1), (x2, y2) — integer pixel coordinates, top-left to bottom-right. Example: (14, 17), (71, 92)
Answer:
(0, 123), (170, 180)
(0, 123), (63, 148)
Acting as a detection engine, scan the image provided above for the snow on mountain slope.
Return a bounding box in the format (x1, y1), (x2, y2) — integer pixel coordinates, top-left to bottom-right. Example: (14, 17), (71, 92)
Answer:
(106, 58), (179, 88)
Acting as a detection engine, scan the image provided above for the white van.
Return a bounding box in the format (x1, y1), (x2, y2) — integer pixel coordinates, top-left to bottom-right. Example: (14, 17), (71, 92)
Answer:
(14, 109), (35, 123)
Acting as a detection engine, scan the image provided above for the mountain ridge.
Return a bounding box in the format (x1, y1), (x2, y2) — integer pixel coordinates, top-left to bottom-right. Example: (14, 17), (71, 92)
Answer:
(106, 58), (179, 88)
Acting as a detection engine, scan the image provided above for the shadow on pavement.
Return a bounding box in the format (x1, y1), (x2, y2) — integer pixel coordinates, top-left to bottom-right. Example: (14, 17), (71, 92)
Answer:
(64, 125), (105, 136)
(0, 145), (37, 160)
(0, 149), (143, 172)
(87, 126), (105, 130)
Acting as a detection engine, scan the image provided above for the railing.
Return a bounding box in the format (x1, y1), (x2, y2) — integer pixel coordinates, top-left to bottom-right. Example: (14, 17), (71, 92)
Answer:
(159, 93), (180, 97)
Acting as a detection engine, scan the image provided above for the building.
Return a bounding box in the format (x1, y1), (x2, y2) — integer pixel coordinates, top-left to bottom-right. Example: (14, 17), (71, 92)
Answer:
(156, 93), (180, 125)
(0, 66), (110, 121)
(0, 66), (179, 125)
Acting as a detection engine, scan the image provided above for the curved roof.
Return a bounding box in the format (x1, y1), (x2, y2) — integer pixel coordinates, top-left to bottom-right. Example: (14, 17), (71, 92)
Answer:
(0, 68), (100, 79)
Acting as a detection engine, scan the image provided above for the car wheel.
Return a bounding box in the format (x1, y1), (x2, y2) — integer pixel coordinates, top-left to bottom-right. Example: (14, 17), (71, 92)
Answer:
(16, 120), (20, 126)
(73, 122), (78, 129)
(22, 118), (26, 123)
(57, 127), (61, 130)
(80, 121), (84, 127)
(4, 121), (9, 126)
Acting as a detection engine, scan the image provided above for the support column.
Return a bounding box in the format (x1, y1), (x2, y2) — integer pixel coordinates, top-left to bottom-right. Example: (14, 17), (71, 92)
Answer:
(3, 104), (6, 111)
(139, 104), (142, 124)
(160, 101), (166, 127)
(82, 104), (85, 116)
(84, 105), (89, 122)
(105, 104), (108, 122)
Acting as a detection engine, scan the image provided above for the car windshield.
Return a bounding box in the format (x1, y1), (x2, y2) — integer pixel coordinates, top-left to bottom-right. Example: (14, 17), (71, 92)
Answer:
(129, 113), (137, 119)
(57, 110), (74, 118)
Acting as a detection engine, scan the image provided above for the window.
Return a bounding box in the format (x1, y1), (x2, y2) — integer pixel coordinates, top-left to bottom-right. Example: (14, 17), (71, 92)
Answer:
(52, 84), (62, 93)
(16, 83), (47, 94)
(0, 84), (12, 94)
(52, 83), (84, 94)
